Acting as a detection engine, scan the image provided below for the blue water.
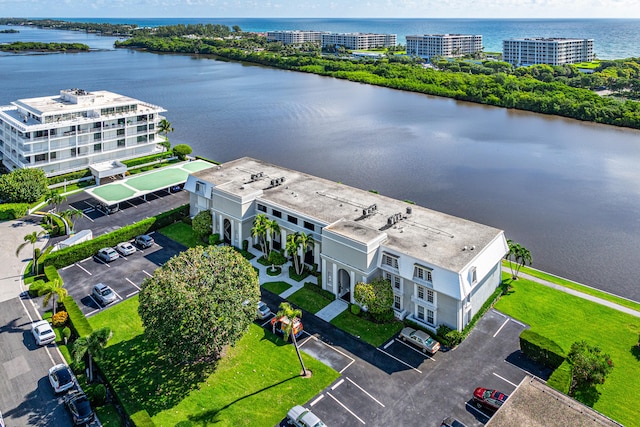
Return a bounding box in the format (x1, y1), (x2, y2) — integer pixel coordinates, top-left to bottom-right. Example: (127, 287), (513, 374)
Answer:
(59, 17), (640, 59)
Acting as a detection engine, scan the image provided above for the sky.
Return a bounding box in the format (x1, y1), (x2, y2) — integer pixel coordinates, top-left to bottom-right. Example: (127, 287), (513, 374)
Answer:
(3, 0), (640, 19)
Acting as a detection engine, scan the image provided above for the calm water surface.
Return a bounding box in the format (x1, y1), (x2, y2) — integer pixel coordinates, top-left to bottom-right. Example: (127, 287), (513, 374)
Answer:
(2, 27), (640, 301)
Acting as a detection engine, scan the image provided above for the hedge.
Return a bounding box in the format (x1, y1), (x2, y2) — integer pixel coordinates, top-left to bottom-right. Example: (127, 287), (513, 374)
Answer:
(61, 296), (93, 337)
(519, 329), (565, 369)
(121, 151), (174, 168)
(0, 203), (29, 220)
(42, 204), (189, 269)
(547, 359), (572, 394)
(28, 280), (46, 297)
(44, 264), (62, 283)
(194, 155), (220, 165)
(47, 169), (92, 185)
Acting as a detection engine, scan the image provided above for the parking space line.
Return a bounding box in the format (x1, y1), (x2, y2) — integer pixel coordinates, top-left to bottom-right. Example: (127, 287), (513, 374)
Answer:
(124, 200), (137, 208)
(75, 263), (92, 276)
(493, 372), (518, 387)
(327, 392), (366, 424)
(310, 395), (324, 407)
(298, 334), (314, 347)
(493, 318), (510, 338)
(126, 278), (141, 290)
(346, 377), (385, 407)
(260, 318), (272, 328)
(465, 402), (490, 420)
(112, 289), (124, 301)
(493, 309), (507, 319)
(331, 379), (344, 390)
(142, 270), (153, 277)
(303, 335), (356, 374)
(383, 340), (394, 349)
(126, 290), (140, 298)
(394, 338), (436, 361)
(376, 348), (422, 374)
(80, 210), (95, 222)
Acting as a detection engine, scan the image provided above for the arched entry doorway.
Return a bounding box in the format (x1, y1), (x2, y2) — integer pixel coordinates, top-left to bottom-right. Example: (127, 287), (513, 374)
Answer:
(337, 269), (351, 302)
(223, 219), (231, 245)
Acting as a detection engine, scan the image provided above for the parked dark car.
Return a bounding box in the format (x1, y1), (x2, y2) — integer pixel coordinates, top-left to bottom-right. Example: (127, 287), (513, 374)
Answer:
(64, 391), (95, 425)
(441, 416), (467, 427)
(135, 234), (154, 249)
(96, 203), (119, 215)
(473, 387), (508, 411)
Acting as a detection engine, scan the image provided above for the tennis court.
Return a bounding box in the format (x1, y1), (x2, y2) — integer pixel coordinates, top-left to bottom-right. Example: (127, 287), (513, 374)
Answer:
(85, 159), (214, 205)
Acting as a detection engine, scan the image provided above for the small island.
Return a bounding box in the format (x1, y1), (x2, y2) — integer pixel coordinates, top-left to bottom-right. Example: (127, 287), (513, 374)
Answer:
(0, 28), (19, 33)
(0, 41), (90, 52)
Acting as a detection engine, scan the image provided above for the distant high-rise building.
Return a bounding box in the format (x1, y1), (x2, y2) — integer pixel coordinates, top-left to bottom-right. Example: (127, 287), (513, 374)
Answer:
(502, 37), (594, 66)
(321, 33), (397, 50)
(266, 30), (329, 45)
(0, 89), (166, 176)
(406, 34), (483, 59)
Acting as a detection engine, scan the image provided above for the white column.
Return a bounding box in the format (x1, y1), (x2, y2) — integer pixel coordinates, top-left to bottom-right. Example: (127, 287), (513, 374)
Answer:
(237, 220), (243, 248)
(332, 263), (338, 295)
(350, 271), (356, 303)
(321, 259), (327, 290)
(314, 241), (321, 270)
(218, 215), (223, 239)
(281, 229), (288, 256)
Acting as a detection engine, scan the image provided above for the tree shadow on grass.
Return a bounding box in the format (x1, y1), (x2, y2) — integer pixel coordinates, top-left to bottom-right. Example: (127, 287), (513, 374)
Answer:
(631, 337), (640, 361)
(182, 375), (299, 426)
(100, 333), (217, 417)
(571, 383), (601, 407)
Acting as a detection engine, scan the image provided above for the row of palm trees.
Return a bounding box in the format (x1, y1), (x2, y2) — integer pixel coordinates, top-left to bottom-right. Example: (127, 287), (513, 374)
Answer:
(251, 214), (315, 275)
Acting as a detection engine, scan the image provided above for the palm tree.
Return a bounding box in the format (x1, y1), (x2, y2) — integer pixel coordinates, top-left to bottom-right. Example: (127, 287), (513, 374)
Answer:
(286, 233), (300, 275)
(506, 239), (532, 280)
(266, 219), (280, 256)
(38, 279), (67, 315)
(46, 190), (66, 213)
(295, 232), (314, 275)
(59, 208), (83, 235)
(33, 245), (53, 276)
(72, 327), (112, 382)
(158, 118), (174, 151)
(16, 230), (47, 274)
(251, 214), (269, 259)
(275, 302), (308, 377)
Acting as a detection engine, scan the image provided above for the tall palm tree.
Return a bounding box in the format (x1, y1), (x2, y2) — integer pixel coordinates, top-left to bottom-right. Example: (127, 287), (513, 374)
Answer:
(251, 214), (269, 259)
(72, 327), (112, 382)
(275, 302), (307, 377)
(286, 233), (300, 274)
(16, 230), (47, 274)
(59, 208), (83, 235)
(46, 190), (66, 213)
(295, 232), (314, 275)
(266, 218), (280, 255)
(158, 118), (174, 151)
(38, 279), (67, 315)
(506, 239), (532, 280)
(33, 245), (53, 276)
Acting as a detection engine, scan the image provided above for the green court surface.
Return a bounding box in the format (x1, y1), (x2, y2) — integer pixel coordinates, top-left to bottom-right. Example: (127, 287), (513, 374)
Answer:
(85, 159), (214, 205)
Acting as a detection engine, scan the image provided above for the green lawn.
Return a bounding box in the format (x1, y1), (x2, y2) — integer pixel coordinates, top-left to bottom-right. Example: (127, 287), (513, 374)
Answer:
(503, 261), (640, 312)
(158, 222), (203, 248)
(262, 281), (292, 295)
(330, 310), (403, 347)
(96, 404), (125, 427)
(89, 297), (339, 426)
(286, 287), (332, 314)
(495, 278), (640, 426)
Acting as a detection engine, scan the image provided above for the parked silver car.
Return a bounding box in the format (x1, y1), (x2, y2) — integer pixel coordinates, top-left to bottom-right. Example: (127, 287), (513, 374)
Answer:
(31, 320), (55, 346)
(96, 247), (119, 263)
(399, 327), (441, 354)
(286, 405), (326, 427)
(135, 234), (154, 249)
(116, 241), (136, 256)
(92, 283), (117, 306)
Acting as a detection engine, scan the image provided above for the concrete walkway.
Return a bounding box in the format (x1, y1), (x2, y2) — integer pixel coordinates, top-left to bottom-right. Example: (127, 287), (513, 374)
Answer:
(247, 247), (348, 322)
(510, 268), (640, 318)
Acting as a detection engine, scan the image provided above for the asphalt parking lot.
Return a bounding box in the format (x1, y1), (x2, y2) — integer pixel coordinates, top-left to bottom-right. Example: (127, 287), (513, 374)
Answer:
(260, 284), (541, 427)
(58, 232), (186, 316)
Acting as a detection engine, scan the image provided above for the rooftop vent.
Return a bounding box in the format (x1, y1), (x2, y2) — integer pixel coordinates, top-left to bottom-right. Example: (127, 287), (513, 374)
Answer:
(406, 206), (412, 215)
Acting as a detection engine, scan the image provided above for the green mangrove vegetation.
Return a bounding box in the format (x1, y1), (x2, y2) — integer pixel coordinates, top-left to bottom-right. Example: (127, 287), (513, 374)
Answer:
(0, 41), (90, 52)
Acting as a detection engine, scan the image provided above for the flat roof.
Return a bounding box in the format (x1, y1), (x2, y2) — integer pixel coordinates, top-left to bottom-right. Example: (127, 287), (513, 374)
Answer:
(191, 157), (503, 273)
(85, 160), (215, 205)
(487, 376), (621, 427)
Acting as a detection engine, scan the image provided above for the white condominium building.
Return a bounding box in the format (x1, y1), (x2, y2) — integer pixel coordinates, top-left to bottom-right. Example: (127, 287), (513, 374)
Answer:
(406, 34), (483, 59)
(266, 30), (328, 45)
(502, 37), (595, 66)
(0, 89), (166, 176)
(186, 157), (508, 332)
(321, 33), (397, 50)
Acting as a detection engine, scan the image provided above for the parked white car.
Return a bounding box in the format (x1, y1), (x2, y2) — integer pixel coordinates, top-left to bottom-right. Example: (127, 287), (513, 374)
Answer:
(31, 320), (55, 346)
(286, 405), (326, 427)
(48, 364), (76, 393)
(115, 241), (136, 256)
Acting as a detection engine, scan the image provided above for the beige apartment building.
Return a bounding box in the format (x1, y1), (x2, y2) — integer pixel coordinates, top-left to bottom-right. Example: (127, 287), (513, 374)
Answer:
(406, 34), (483, 59)
(266, 30), (328, 45)
(321, 33), (397, 50)
(502, 37), (595, 66)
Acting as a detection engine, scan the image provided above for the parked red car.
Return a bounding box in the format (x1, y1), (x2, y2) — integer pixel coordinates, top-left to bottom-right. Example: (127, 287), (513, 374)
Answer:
(472, 387), (508, 411)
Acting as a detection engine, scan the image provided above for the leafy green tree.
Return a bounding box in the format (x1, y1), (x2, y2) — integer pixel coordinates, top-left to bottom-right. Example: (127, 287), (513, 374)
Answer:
(72, 327), (112, 382)
(192, 209), (213, 242)
(354, 277), (394, 322)
(138, 245), (259, 363)
(251, 214), (269, 259)
(567, 340), (614, 395)
(505, 239), (532, 280)
(232, 25), (242, 33)
(0, 168), (48, 203)
(173, 144), (192, 160)
(275, 302), (308, 377)
(15, 230), (47, 274)
(38, 279), (67, 315)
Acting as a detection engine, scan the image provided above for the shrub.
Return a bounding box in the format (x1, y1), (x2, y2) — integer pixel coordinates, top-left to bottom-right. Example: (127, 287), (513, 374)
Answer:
(519, 329), (565, 369)
(0, 203), (29, 220)
(173, 144), (193, 160)
(62, 327), (72, 344)
(548, 360), (572, 394)
(86, 383), (108, 407)
(354, 277), (394, 322)
(241, 238), (248, 251)
(51, 310), (68, 327)
(350, 304), (361, 315)
(192, 209), (213, 242)
(268, 250), (287, 266)
(29, 280), (46, 298)
(210, 233), (221, 245)
(436, 324), (464, 347)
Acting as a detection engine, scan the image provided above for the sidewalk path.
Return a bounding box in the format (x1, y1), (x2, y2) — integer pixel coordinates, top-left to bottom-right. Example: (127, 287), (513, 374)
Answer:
(512, 269), (640, 318)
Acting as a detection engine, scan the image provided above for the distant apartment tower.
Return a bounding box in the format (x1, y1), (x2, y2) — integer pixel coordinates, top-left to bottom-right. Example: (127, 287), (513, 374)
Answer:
(266, 30), (328, 45)
(321, 33), (397, 50)
(502, 37), (594, 66)
(0, 89), (166, 176)
(406, 34), (483, 59)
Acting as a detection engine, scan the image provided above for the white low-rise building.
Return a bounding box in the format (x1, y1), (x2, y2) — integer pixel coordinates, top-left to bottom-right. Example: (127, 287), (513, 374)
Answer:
(0, 89), (166, 176)
(266, 30), (328, 45)
(321, 33), (397, 50)
(406, 34), (483, 59)
(186, 157), (508, 332)
(503, 37), (595, 66)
